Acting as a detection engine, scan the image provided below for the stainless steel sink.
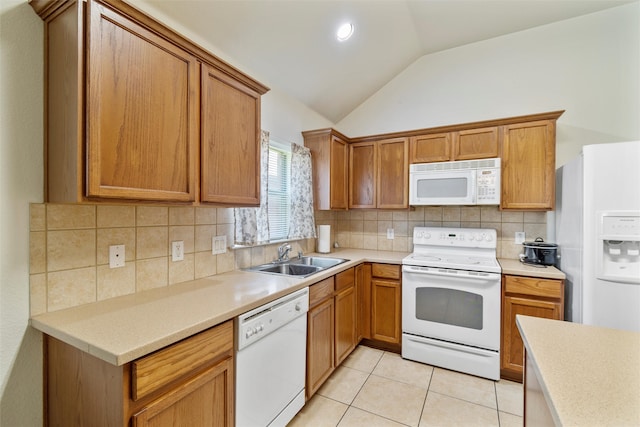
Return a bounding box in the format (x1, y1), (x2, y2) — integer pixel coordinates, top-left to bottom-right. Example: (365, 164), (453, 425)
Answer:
(290, 256), (348, 269)
(245, 256), (349, 278)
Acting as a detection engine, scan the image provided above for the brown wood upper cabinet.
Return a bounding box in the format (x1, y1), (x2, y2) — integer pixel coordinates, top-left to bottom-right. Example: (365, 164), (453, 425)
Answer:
(409, 127), (499, 164)
(201, 65), (262, 205)
(349, 137), (409, 209)
(32, 0), (268, 204)
(303, 129), (349, 210)
(501, 120), (557, 210)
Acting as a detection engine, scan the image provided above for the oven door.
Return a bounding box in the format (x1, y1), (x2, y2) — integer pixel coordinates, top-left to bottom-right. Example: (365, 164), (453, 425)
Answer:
(402, 265), (501, 350)
(409, 169), (476, 205)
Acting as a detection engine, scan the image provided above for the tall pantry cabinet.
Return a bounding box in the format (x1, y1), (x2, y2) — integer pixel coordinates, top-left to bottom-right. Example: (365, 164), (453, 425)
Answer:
(31, 0), (268, 205)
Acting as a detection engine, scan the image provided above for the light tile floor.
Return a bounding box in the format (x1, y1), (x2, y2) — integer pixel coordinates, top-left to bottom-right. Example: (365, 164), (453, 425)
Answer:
(288, 345), (523, 427)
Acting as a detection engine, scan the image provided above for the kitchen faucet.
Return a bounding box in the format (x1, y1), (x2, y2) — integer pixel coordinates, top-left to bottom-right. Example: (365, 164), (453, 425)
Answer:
(277, 243), (292, 262)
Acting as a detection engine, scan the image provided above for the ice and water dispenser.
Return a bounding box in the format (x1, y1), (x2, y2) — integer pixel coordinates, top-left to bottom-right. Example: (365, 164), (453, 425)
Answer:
(597, 212), (640, 284)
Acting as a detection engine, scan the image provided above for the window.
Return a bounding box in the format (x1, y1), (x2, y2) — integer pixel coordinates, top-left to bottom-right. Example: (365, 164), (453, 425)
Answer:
(267, 141), (291, 240)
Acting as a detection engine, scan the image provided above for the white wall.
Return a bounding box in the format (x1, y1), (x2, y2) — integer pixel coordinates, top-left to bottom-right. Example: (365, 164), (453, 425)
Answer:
(337, 2), (640, 166)
(133, 0), (334, 145)
(0, 1), (44, 425)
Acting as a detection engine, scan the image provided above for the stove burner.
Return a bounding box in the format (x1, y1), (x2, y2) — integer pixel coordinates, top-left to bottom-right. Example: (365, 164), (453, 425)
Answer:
(411, 255), (442, 262)
(445, 257), (481, 265)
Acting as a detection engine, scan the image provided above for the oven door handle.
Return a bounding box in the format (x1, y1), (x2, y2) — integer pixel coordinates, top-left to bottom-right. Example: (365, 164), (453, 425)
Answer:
(402, 265), (501, 282)
(404, 334), (498, 357)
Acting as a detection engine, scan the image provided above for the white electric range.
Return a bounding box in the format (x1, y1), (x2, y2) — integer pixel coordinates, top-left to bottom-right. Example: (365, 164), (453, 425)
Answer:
(402, 227), (502, 380)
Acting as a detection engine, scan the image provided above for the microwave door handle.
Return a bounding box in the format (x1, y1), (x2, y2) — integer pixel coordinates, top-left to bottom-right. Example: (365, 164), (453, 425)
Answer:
(470, 172), (477, 204)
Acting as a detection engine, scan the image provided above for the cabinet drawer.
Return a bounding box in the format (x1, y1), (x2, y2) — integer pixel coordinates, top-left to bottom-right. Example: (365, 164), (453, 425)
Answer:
(504, 275), (563, 299)
(372, 263), (401, 280)
(335, 268), (355, 291)
(310, 277), (335, 306)
(132, 320), (233, 400)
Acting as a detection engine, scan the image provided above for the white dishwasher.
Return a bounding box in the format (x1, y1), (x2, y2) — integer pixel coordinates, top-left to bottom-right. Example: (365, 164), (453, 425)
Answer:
(236, 287), (309, 427)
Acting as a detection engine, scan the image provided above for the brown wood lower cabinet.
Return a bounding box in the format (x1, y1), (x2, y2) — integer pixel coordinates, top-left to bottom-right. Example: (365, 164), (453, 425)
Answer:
(306, 263), (402, 399)
(370, 263), (402, 347)
(306, 268), (357, 399)
(307, 279), (335, 398)
(335, 268), (357, 365)
(501, 275), (564, 382)
(45, 320), (234, 426)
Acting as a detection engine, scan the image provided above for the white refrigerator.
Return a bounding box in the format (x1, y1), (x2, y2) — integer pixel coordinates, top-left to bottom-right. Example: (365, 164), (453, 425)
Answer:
(555, 141), (640, 332)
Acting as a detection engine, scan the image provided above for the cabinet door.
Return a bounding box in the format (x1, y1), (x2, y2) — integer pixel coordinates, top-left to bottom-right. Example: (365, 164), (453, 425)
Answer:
(335, 269), (356, 365)
(409, 133), (451, 163)
(349, 142), (376, 209)
(377, 138), (409, 209)
(356, 264), (372, 341)
(132, 357), (233, 427)
(371, 279), (401, 344)
(306, 298), (335, 398)
(453, 127), (499, 160)
(501, 120), (556, 210)
(501, 296), (561, 379)
(87, 1), (198, 201)
(201, 64), (262, 205)
(330, 136), (349, 209)
(335, 285), (356, 366)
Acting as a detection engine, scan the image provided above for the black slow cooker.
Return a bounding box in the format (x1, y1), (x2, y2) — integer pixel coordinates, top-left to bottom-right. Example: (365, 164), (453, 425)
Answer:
(520, 237), (558, 266)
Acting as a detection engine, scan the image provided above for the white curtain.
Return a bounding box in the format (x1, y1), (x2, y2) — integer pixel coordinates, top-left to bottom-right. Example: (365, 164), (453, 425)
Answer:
(234, 130), (270, 245)
(288, 144), (317, 240)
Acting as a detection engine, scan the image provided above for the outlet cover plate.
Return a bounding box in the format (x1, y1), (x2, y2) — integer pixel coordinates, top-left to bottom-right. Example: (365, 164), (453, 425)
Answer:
(387, 228), (395, 240)
(515, 232), (526, 244)
(109, 245), (125, 268)
(172, 241), (184, 262)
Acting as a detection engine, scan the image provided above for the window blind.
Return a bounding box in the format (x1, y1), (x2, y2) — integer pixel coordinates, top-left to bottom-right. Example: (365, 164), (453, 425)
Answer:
(268, 143), (291, 240)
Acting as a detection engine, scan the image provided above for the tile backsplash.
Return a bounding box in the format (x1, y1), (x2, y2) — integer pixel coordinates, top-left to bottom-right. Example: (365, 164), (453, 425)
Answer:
(315, 206), (547, 259)
(29, 203), (545, 316)
(29, 203), (312, 316)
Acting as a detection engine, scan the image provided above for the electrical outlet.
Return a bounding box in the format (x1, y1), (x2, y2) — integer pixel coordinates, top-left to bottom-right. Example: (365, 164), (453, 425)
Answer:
(109, 245), (125, 268)
(515, 232), (526, 244)
(387, 228), (395, 240)
(172, 241), (184, 262)
(212, 235), (227, 255)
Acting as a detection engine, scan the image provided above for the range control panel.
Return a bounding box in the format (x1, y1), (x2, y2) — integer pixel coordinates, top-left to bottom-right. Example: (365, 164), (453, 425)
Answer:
(413, 227), (497, 248)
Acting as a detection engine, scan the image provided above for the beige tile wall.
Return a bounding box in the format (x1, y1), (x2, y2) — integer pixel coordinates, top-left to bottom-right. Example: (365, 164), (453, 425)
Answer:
(315, 206), (548, 259)
(29, 203), (544, 316)
(29, 203), (313, 316)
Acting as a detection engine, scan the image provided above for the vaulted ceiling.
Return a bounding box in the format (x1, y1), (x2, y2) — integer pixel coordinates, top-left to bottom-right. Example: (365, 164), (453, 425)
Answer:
(138, 0), (635, 123)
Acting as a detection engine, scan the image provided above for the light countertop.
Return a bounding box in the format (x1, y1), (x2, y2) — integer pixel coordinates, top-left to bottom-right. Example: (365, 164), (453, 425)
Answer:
(30, 249), (406, 366)
(30, 249), (566, 367)
(499, 258), (566, 280)
(517, 315), (640, 426)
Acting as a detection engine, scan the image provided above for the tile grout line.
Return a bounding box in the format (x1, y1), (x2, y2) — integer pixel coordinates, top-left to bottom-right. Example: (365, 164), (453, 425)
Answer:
(338, 348), (384, 425)
(336, 348), (419, 427)
(416, 359), (436, 427)
(495, 381), (501, 426)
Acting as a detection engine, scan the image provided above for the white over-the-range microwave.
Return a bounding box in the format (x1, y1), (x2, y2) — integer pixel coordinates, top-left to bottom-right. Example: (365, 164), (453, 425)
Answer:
(409, 158), (501, 206)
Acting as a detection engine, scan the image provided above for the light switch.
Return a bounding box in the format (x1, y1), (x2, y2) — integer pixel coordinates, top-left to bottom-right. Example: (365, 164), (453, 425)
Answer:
(212, 235), (227, 254)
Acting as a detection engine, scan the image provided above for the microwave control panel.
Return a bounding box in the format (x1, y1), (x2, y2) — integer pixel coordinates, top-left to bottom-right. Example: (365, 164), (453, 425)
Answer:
(476, 168), (500, 204)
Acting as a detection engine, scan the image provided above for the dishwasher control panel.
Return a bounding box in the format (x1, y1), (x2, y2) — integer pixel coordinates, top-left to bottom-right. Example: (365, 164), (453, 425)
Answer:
(237, 287), (309, 350)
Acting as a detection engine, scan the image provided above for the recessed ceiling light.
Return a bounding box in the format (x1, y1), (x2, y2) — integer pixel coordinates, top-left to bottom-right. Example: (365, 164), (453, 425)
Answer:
(336, 22), (354, 42)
